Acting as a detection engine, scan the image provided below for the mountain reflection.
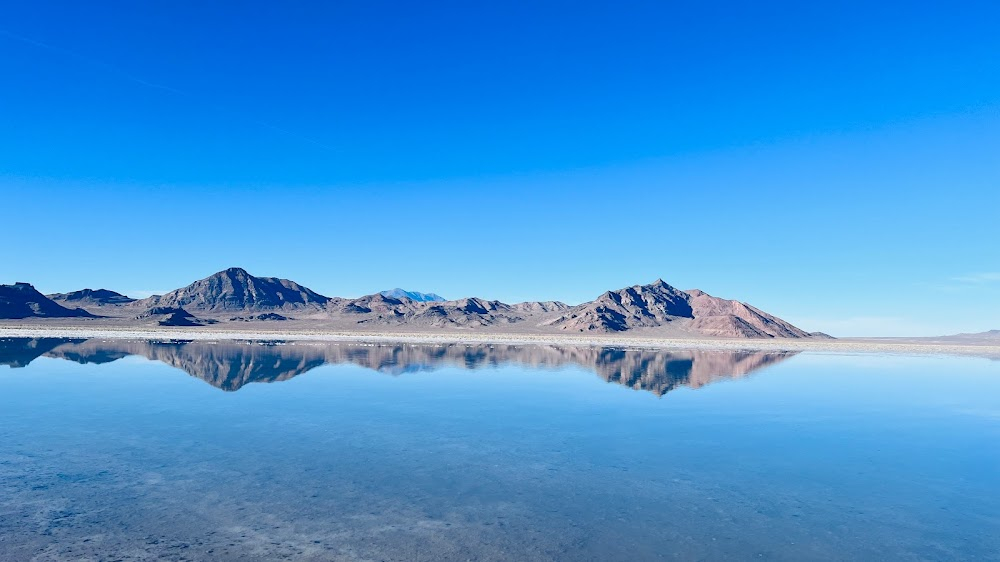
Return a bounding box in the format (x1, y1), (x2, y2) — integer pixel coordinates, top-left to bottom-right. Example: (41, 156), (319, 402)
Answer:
(0, 337), (796, 396)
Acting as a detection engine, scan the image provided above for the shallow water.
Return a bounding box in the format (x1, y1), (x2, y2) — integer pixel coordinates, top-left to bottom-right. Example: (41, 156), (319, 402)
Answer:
(1, 338), (998, 561)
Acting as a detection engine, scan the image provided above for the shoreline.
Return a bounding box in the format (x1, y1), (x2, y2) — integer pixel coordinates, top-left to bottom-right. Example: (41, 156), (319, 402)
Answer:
(2, 325), (999, 359)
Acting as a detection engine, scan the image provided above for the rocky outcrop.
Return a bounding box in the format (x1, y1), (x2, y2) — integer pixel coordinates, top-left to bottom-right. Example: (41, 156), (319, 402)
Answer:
(135, 306), (209, 327)
(229, 313), (289, 322)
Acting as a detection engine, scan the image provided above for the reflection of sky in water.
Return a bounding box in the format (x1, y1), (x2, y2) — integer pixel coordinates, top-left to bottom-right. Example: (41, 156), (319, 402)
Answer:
(1, 339), (998, 561)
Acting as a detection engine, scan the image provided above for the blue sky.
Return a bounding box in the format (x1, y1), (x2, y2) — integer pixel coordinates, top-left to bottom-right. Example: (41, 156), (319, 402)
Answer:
(1, 1), (998, 336)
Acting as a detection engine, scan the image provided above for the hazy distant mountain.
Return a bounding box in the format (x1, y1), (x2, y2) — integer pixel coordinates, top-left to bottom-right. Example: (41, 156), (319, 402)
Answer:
(379, 288), (445, 302)
(953, 329), (1000, 339)
(135, 267), (330, 312)
(912, 330), (1000, 344)
(48, 288), (135, 306)
(0, 283), (96, 319)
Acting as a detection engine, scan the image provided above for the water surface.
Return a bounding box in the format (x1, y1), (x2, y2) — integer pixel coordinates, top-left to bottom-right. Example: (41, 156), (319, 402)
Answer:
(1, 338), (998, 561)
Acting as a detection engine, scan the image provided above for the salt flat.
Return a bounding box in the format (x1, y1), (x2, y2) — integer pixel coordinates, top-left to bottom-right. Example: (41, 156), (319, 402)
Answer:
(2, 324), (998, 359)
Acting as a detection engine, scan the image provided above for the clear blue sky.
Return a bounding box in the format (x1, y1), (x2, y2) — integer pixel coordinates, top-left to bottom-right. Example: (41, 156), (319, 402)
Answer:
(2, 1), (998, 336)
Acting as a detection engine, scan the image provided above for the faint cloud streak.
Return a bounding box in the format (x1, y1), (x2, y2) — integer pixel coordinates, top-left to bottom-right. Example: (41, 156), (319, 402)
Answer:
(951, 272), (1000, 284)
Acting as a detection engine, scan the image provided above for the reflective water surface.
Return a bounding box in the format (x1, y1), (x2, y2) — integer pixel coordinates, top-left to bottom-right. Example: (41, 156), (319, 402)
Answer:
(1, 338), (998, 561)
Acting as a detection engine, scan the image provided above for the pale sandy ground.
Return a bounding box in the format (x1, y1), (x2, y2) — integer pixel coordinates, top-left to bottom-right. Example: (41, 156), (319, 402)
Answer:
(2, 324), (999, 359)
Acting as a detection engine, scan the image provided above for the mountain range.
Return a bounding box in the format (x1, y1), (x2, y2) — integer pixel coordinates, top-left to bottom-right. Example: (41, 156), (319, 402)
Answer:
(0, 267), (829, 339)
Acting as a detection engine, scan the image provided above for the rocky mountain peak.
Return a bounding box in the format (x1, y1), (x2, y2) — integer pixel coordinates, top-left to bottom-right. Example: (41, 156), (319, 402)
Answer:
(137, 268), (330, 312)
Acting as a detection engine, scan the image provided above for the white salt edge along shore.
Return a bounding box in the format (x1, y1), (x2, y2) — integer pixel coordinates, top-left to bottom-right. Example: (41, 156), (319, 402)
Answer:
(2, 325), (999, 359)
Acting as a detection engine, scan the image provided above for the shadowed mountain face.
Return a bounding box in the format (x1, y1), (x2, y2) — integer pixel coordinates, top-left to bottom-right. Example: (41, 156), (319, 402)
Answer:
(48, 288), (135, 306)
(546, 279), (694, 332)
(1, 338), (797, 395)
(0, 283), (96, 319)
(135, 267), (330, 312)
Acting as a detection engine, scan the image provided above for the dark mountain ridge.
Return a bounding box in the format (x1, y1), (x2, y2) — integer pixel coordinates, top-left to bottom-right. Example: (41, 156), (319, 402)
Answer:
(0, 283), (96, 319)
(48, 288), (135, 305)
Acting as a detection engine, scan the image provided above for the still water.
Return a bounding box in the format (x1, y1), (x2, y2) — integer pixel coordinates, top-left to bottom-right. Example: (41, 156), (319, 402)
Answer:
(1, 338), (998, 561)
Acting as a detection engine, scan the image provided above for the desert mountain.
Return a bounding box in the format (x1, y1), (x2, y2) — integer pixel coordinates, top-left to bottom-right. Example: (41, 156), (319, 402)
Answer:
(379, 288), (445, 302)
(510, 301), (570, 313)
(545, 279), (693, 332)
(685, 289), (812, 338)
(544, 280), (810, 338)
(135, 267), (330, 312)
(0, 283), (96, 319)
(48, 288), (135, 306)
(2, 271), (820, 339)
